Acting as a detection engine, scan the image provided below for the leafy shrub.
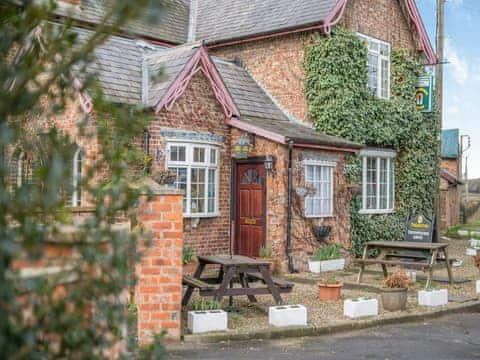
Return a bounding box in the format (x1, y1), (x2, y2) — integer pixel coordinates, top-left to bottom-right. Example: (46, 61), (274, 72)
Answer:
(385, 270), (411, 289)
(183, 246), (195, 265)
(259, 246), (273, 259)
(191, 299), (220, 311)
(446, 225), (462, 238)
(312, 244), (342, 261)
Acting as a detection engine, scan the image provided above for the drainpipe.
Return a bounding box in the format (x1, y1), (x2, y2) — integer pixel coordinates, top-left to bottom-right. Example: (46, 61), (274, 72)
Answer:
(286, 140), (296, 273)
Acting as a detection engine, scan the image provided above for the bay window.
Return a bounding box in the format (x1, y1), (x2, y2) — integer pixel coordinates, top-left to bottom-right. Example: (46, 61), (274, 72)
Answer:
(304, 161), (335, 218)
(361, 149), (396, 214)
(167, 142), (219, 217)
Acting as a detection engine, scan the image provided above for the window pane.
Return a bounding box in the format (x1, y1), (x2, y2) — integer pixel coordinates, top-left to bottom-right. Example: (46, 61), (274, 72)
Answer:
(208, 169), (216, 213)
(305, 165), (333, 217)
(380, 58), (389, 98)
(191, 168), (206, 213)
(389, 160), (395, 209)
(367, 53), (378, 95)
(169, 167), (187, 210)
(193, 147), (205, 163)
(170, 146), (186, 162)
(379, 158), (388, 209)
(210, 149), (217, 164)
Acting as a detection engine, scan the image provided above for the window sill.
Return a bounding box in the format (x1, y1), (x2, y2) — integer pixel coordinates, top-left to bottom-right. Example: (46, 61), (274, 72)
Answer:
(183, 213), (220, 219)
(304, 214), (334, 219)
(358, 209), (395, 215)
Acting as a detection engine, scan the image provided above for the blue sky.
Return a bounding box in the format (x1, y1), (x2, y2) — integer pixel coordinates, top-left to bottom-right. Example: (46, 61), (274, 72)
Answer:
(417, 0), (480, 178)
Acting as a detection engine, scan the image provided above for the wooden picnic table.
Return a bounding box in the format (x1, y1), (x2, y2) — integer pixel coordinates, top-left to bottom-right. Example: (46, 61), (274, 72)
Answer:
(355, 241), (453, 289)
(181, 255), (293, 306)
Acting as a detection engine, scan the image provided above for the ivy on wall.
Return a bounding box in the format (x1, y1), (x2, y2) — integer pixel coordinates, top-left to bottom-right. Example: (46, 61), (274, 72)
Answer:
(304, 28), (438, 256)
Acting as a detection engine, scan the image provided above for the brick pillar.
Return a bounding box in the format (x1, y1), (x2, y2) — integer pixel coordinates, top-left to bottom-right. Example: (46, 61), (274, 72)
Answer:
(135, 180), (184, 344)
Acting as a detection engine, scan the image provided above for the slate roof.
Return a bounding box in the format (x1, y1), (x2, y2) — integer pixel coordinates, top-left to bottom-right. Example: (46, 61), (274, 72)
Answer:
(74, 27), (163, 105)
(195, 0), (339, 43)
(145, 44), (200, 107)
(55, 0), (189, 44)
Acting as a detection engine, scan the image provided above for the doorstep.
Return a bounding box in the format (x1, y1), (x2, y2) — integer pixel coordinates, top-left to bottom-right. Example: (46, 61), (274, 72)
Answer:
(179, 300), (480, 345)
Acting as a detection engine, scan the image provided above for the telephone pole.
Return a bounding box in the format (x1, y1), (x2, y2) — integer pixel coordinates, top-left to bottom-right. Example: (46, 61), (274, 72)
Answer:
(434, 0), (446, 241)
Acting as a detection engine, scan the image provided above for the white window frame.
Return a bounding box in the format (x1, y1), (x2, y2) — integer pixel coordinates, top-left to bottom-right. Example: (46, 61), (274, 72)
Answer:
(72, 148), (83, 207)
(17, 151), (25, 188)
(360, 149), (396, 215)
(303, 160), (336, 218)
(358, 33), (391, 100)
(166, 141), (220, 218)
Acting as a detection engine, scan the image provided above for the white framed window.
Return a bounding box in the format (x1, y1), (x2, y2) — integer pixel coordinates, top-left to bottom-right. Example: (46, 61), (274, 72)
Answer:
(360, 149), (396, 214)
(72, 148), (83, 207)
(304, 161), (335, 218)
(166, 142), (219, 217)
(358, 33), (391, 99)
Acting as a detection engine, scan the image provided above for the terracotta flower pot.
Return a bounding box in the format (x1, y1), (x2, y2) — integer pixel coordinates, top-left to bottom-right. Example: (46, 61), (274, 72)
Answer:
(183, 260), (198, 275)
(381, 288), (408, 311)
(318, 282), (343, 301)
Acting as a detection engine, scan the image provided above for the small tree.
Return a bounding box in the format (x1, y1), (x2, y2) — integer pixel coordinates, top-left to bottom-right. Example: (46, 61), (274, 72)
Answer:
(0, 1), (166, 358)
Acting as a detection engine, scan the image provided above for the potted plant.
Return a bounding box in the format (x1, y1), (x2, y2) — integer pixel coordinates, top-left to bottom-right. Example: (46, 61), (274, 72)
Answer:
(188, 299), (227, 334)
(318, 275), (343, 301)
(344, 296), (378, 318)
(312, 225), (331, 242)
(418, 285), (448, 307)
(183, 246), (197, 274)
(381, 270), (411, 312)
(153, 169), (177, 186)
(308, 244), (345, 273)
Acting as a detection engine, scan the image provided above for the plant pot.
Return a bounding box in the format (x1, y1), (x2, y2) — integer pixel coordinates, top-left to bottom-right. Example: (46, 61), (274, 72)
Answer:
(318, 282), (343, 301)
(466, 248), (478, 256)
(381, 288), (408, 311)
(308, 258), (345, 273)
(269, 305), (307, 327)
(187, 310), (228, 334)
(312, 225), (331, 242)
(183, 260), (198, 275)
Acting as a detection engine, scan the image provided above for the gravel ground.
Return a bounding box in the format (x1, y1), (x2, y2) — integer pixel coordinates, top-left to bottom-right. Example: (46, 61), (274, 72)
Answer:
(182, 238), (479, 335)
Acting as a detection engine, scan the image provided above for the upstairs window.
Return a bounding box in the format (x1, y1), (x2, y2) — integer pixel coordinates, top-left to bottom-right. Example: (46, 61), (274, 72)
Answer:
(358, 34), (391, 99)
(166, 143), (219, 217)
(72, 148), (83, 207)
(360, 149), (396, 214)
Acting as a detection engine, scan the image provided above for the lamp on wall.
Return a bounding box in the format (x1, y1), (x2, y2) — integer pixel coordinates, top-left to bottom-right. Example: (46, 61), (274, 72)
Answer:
(232, 133), (253, 159)
(264, 155), (276, 175)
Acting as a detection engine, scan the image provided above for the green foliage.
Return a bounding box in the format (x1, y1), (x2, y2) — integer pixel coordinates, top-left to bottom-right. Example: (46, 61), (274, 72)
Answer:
(259, 245), (273, 259)
(305, 28), (438, 256)
(182, 246), (195, 265)
(446, 224), (462, 238)
(312, 244), (342, 261)
(0, 1), (166, 358)
(191, 299), (221, 311)
(321, 274), (339, 285)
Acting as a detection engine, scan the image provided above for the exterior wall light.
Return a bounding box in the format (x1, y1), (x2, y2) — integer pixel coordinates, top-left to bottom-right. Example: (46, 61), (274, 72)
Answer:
(233, 133), (253, 159)
(264, 155), (276, 174)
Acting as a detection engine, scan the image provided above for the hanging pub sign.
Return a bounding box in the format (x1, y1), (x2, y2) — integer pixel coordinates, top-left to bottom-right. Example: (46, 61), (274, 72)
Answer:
(405, 214), (434, 243)
(415, 75), (433, 113)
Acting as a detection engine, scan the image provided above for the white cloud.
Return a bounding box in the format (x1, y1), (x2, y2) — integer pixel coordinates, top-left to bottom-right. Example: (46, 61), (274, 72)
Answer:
(445, 39), (469, 85)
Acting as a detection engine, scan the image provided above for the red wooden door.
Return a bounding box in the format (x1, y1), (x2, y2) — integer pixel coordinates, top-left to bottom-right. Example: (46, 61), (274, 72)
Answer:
(235, 163), (266, 257)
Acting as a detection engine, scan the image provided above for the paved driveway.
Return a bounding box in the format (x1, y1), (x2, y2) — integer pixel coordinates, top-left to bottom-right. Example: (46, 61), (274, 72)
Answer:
(170, 313), (480, 360)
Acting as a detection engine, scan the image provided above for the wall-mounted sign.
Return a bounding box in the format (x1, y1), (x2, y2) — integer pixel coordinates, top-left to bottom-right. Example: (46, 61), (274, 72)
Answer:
(415, 76), (433, 113)
(405, 214), (434, 243)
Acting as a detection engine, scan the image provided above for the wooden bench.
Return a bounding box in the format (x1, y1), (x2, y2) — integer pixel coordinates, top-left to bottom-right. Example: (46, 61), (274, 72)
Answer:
(247, 272), (294, 292)
(354, 258), (428, 269)
(182, 275), (216, 291)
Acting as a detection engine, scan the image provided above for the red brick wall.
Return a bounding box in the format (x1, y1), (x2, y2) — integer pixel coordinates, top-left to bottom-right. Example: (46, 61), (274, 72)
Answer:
(135, 186), (184, 343)
(212, 0), (418, 122)
(149, 72), (231, 256)
(442, 159), (459, 178)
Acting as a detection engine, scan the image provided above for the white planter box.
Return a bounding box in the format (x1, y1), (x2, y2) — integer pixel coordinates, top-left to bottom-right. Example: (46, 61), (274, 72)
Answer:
(406, 271), (417, 283)
(344, 298), (378, 318)
(418, 289), (448, 307)
(476, 280), (480, 294)
(459, 230), (469, 237)
(466, 248), (478, 256)
(471, 231), (480, 237)
(308, 258), (345, 273)
(269, 305), (307, 327)
(470, 239), (480, 248)
(308, 260), (321, 273)
(188, 310), (228, 334)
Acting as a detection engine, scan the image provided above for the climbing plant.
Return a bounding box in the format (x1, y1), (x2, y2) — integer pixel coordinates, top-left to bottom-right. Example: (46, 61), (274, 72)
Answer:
(305, 27), (438, 256)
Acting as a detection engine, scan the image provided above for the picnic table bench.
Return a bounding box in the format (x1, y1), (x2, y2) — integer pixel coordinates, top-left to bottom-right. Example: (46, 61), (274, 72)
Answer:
(355, 241), (453, 288)
(182, 255), (294, 306)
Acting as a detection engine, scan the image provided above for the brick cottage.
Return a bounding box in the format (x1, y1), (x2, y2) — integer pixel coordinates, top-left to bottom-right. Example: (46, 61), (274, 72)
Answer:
(8, 0), (437, 273)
